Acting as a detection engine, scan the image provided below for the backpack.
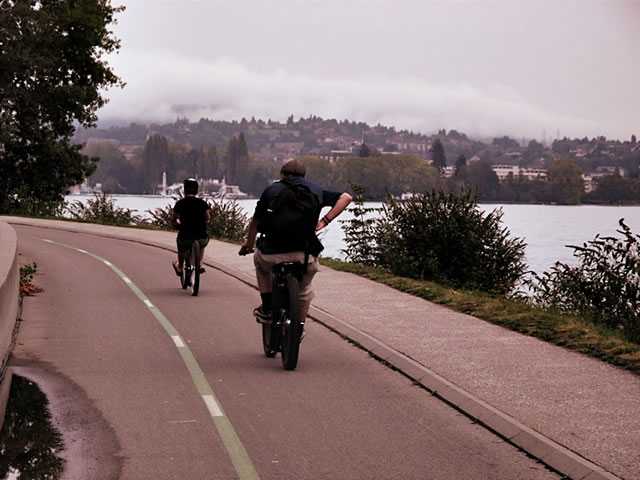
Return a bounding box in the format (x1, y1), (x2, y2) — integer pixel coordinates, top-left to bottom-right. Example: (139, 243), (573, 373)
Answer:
(258, 180), (324, 260)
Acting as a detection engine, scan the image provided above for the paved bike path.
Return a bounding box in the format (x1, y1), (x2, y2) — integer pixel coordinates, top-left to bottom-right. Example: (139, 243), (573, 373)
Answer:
(4, 217), (638, 480)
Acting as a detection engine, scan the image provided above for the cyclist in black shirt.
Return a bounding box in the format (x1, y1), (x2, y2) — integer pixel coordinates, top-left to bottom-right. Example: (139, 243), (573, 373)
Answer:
(239, 160), (352, 325)
(172, 178), (211, 276)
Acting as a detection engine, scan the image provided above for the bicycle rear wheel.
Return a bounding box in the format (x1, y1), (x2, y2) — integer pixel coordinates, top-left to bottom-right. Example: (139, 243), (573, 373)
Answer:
(280, 274), (301, 370)
(262, 274), (282, 357)
(191, 241), (200, 296)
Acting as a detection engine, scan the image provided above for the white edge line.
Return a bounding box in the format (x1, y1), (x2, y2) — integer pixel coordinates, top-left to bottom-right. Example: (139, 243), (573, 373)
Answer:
(144, 299), (154, 308)
(203, 395), (223, 417)
(172, 335), (185, 348)
(42, 239), (53, 243)
(123, 277), (132, 284)
(77, 248), (88, 254)
(103, 260), (112, 265)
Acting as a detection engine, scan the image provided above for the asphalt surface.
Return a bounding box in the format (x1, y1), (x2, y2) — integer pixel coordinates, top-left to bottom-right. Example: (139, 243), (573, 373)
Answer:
(5, 217), (639, 480)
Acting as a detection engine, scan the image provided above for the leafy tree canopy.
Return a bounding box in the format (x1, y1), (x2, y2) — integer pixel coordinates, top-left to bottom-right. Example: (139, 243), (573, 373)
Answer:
(547, 157), (584, 205)
(430, 138), (447, 171)
(0, 0), (124, 214)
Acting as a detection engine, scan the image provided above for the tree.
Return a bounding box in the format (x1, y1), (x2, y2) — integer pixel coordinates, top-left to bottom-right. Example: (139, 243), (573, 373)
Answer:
(359, 143), (371, 158)
(585, 175), (637, 204)
(454, 154), (467, 178)
(143, 135), (169, 193)
(84, 141), (141, 193)
(547, 157), (584, 205)
(431, 138), (447, 171)
(466, 160), (501, 201)
(224, 133), (249, 185)
(0, 0), (124, 214)
(522, 140), (544, 166)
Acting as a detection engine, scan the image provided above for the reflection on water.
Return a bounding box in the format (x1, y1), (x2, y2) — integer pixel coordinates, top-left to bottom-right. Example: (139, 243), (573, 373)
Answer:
(0, 375), (64, 480)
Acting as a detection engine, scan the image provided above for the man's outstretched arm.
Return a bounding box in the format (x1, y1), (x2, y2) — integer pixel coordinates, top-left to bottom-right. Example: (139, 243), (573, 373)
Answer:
(317, 192), (352, 231)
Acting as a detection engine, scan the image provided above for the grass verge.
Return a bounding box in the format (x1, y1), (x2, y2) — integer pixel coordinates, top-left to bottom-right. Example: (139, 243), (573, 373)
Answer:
(320, 258), (640, 375)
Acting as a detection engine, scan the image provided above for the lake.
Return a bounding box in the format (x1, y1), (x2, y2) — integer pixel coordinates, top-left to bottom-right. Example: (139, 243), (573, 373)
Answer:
(65, 194), (640, 275)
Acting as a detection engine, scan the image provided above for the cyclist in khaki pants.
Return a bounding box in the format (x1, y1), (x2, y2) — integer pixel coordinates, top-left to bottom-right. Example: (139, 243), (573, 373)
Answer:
(239, 160), (352, 329)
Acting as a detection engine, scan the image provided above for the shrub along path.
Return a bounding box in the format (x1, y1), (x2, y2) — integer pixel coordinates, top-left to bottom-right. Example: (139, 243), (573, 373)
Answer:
(4, 216), (638, 479)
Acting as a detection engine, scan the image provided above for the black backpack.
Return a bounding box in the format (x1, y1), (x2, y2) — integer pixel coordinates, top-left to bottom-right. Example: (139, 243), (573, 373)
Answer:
(258, 180), (324, 260)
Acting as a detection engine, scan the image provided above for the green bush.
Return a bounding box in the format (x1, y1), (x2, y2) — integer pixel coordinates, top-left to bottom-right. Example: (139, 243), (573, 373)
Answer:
(206, 198), (248, 243)
(528, 219), (640, 343)
(339, 183), (380, 265)
(65, 192), (144, 225)
(342, 188), (527, 294)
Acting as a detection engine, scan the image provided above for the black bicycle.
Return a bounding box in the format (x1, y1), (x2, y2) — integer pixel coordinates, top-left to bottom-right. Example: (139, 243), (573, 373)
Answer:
(262, 262), (304, 370)
(180, 240), (201, 296)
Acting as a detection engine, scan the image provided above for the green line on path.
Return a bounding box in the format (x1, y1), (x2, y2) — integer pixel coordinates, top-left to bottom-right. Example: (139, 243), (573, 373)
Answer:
(38, 237), (260, 480)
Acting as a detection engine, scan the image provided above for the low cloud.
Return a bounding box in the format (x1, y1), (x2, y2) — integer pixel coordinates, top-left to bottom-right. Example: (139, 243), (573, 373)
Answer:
(100, 54), (600, 140)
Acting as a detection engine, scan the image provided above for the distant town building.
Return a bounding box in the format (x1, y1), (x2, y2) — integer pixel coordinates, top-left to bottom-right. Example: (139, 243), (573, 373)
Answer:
(491, 165), (547, 182)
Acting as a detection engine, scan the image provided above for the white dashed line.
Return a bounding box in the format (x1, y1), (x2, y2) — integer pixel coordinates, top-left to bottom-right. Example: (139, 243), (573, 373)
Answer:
(202, 395), (223, 417)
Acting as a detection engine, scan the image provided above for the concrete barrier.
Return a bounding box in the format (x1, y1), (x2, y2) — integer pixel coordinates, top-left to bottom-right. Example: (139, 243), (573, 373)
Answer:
(0, 221), (19, 428)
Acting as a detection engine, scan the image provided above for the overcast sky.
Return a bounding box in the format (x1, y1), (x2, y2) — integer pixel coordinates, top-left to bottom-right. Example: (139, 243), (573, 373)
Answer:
(99, 0), (639, 141)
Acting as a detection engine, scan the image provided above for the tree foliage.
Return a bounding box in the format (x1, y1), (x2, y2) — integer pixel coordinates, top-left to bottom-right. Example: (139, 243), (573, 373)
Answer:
(528, 219), (640, 343)
(430, 138), (447, 171)
(143, 134), (169, 193)
(547, 157), (584, 204)
(342, 188), (527, 294)
(340, 183), (380, 265)
(84, 141), (142, 193)
(224, 132), (249, 186)
(0, 0), (124, 214)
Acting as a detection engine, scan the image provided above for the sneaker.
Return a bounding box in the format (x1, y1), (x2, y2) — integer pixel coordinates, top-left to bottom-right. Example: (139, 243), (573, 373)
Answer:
(253, 305), (272, 324)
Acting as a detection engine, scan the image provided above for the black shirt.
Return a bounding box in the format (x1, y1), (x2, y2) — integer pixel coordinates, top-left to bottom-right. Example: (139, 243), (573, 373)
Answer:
(174, 196), (210, 240)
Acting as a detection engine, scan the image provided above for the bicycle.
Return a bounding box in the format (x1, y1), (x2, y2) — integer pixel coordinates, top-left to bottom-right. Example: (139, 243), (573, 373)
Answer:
(239, 248), (304, 370)
(263, 261), (304, 370)
(179, 239), (201, 296)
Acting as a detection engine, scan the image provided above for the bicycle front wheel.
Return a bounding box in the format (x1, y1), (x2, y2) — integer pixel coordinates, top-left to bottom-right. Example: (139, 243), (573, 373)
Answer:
(191, 241), (200, 296)
(262, 323), (278, 358)
(180, 257), (189, 289)
(280, 274), (301, 370)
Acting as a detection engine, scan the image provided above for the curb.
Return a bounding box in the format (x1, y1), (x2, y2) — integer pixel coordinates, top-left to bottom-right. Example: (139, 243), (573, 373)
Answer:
(8, 219), (620, 480)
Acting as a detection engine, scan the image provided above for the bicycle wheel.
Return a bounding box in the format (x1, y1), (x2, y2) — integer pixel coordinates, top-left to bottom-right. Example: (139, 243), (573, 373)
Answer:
(180, 256), (189, 289)
(280, 274), (301, 370)
(191, 241), (200, 296)
(262, 323), (279, 358)
(262, 274), (282, 358)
